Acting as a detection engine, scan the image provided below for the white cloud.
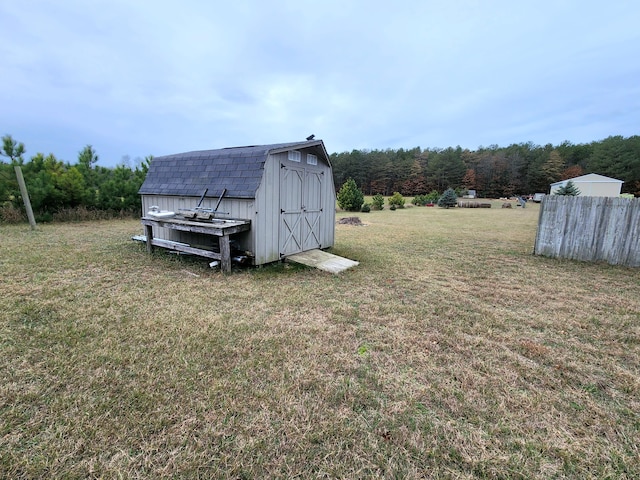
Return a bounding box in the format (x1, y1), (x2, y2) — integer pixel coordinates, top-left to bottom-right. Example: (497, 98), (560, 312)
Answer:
(1, 1), (639, 164)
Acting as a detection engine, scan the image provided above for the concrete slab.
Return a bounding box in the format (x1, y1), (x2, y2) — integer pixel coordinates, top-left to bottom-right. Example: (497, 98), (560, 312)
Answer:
(286, 249), (359, 274)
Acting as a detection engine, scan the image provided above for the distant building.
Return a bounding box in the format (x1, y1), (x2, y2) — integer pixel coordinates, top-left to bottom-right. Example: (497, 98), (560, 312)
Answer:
(532, 193), (545, 202)
(550, 173), (623, 197)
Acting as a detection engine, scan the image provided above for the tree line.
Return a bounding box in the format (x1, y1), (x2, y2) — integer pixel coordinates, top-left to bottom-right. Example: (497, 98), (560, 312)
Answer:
(2, 134), (638, 223)
(1, 135), (150, 222)
(330, 135), (640, 198)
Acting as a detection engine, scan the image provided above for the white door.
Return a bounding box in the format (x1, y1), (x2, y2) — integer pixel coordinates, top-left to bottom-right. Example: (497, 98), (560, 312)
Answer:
(279, 165), (323, 256)
(279, 165), (304, 256)
(303, 170), (323, 251)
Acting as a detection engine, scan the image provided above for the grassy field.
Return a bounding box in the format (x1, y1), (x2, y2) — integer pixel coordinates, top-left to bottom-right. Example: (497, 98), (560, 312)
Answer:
(1, 203), (639, 478)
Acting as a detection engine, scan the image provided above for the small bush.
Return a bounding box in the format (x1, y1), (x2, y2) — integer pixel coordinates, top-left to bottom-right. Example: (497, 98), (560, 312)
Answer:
(0, 203), (25, 223)
(412, 194), (428, 206)
(426, 190), (440, 203)
(412, 190), (440, 206)
(390, 204), (396, 211)
(388, 192), (405, 209)
(371, 193), (385, 210)
(52, 206), (117, 222)
(361, 203), (371, 213)
(35, 212), (54, 223)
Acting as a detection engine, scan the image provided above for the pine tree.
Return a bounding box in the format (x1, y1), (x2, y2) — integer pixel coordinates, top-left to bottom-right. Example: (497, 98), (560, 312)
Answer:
(337, 178), (364, 211)
(555, 180), (581, 196)
(542, 150), (565, 183)
(437, 188), (458, 208)
(1, 135), (26, 165)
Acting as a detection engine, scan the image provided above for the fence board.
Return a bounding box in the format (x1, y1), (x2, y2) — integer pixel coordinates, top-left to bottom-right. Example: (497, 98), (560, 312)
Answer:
(534, 196), (640, 267)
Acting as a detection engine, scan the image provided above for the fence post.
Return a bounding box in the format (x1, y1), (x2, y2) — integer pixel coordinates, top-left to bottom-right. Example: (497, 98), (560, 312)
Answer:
(14, 166), (37, 230)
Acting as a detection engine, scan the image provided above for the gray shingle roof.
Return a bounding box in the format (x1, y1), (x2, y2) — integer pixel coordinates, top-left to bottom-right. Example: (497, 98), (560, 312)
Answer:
(138, 141), (324, 199)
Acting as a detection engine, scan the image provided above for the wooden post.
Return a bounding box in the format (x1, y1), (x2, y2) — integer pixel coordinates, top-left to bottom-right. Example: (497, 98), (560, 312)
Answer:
(219, 235), (231, 273)
(14, 166), (36, 230)
(144, 223), (154, 253)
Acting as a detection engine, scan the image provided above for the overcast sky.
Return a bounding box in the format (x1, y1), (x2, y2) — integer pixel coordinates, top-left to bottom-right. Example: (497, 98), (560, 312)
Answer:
(1, 1), (639, 167)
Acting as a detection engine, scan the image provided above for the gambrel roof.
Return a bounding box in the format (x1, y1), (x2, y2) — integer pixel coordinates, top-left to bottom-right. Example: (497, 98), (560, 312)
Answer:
(139, 140), (328, 199)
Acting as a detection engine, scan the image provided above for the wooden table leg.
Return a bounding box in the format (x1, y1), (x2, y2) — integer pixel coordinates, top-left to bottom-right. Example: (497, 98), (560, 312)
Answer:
(219, 235), (231, 273)
(145, 224), (154, 254)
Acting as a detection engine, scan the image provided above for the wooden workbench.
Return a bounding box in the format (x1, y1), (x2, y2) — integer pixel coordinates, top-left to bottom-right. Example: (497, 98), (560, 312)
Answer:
(141, 216), (251, 273)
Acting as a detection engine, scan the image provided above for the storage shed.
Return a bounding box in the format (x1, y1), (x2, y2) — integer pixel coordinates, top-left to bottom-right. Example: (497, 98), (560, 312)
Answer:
(550, 173), (623, 197)
(138, 140), (336, 266)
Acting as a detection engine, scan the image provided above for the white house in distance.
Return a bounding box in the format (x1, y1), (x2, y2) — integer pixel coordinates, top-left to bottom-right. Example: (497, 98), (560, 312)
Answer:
(550, 173), (624, 197)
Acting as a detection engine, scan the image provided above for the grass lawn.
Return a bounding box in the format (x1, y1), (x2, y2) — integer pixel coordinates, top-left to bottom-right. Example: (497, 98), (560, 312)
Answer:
(1, 203), (639, 478)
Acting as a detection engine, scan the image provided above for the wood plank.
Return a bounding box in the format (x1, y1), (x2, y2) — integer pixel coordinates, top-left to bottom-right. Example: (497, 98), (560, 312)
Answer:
(150, 238), (221, 260)
(141, 216), (250, 233)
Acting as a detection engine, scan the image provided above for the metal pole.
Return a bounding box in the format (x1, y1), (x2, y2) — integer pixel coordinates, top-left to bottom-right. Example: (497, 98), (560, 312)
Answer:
(14, 166), (37, 229)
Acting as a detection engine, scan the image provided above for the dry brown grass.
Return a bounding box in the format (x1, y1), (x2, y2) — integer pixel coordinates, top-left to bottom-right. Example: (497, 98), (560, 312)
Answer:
(0, 203), (26, 223)
(1, 205), (639, 478)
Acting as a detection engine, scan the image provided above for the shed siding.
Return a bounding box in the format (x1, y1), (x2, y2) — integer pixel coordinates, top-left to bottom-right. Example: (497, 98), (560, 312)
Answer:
(583, 182), (619, 197)
(322, 166), (336, 247)
(551, 182), (621, 196)
(253, 154), (281, 265)
(550, 174), (623, 197)
(141, 195), (255, 251)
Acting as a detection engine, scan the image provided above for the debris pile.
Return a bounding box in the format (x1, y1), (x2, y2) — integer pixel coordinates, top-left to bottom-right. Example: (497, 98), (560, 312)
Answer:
(337, 217), (363, 226)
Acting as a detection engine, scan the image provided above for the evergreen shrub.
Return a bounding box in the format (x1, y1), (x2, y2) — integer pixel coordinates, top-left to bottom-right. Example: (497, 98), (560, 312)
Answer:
(388, 192), (405, 208)
(337, 178), (364, 211)
(554, 180), (581, 196)
(412, 194), (428, 206)
(438, 188), (458, 208)
(371, 193), (385, 210)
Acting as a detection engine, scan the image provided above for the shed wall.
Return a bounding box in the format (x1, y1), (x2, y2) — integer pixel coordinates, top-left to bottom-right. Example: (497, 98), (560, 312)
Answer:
(551, 181), (622, 197)
(577, 182), (620, 197)
(252, 154), (281, 265)
(141, 195), (255, 251)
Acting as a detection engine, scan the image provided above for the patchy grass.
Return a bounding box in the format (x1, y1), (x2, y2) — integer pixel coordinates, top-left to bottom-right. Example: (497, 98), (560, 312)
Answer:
(1, 207), (639, 479)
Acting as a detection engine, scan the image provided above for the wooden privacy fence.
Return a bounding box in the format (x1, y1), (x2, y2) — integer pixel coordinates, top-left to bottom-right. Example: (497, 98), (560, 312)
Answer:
(534, 196), (640, 267)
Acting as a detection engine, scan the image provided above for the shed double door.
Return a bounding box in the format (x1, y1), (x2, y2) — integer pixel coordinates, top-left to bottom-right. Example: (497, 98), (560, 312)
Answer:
(279, 164), (323, 257)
